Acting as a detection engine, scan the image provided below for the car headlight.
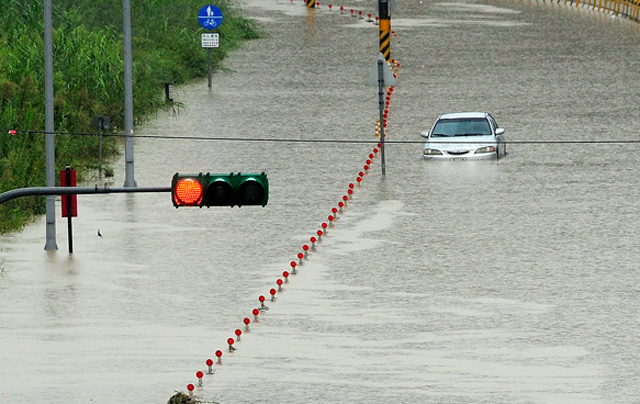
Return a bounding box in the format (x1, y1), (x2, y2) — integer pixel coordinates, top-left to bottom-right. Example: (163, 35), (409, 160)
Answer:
(423, 148), (443, 156)
(474, 146), (496, 154)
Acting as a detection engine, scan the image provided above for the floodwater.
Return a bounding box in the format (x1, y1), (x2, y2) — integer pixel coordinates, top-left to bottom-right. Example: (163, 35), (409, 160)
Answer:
(2, 0), (640, 403)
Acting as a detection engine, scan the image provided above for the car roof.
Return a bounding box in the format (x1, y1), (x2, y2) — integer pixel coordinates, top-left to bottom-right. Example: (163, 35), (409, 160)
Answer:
(438, 112), (488, 120)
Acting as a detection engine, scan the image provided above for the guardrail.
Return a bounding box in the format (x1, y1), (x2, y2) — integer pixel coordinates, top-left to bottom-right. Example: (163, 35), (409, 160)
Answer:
(542, 0), (640, 20)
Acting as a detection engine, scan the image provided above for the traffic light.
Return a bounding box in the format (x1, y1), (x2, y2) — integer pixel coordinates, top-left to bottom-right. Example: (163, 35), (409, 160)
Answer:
(171, 172), (269, 208)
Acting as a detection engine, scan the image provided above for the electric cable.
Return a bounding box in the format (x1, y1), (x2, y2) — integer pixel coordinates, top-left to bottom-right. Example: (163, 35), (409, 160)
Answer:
(5, 129), (640, 145)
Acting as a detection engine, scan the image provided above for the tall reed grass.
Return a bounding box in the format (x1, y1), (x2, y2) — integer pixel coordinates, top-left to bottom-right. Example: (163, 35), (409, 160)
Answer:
(0, 0), (263, 233)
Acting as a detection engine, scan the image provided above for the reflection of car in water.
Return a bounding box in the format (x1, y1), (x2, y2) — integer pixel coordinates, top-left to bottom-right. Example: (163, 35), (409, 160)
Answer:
(421, 112), (506, 160)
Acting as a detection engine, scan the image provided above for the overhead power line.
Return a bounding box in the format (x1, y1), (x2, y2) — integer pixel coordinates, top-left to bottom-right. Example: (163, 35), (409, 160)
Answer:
(5, 129), (640, 145)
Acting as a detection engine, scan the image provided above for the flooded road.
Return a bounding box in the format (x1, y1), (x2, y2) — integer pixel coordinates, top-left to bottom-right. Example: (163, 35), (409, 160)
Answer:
(2, 0), (640, 403)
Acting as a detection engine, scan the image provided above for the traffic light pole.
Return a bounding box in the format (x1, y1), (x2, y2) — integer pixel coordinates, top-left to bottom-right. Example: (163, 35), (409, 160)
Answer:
(0, 186), (170, 206)
(1, 186), (170, 252)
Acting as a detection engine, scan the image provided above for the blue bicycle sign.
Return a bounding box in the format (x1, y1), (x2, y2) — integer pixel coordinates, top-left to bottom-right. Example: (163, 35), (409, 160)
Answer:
(198, 5), (223, 30)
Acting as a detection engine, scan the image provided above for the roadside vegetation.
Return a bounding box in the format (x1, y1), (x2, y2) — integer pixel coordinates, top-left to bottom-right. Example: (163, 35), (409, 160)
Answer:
(0, 0), (262, 233)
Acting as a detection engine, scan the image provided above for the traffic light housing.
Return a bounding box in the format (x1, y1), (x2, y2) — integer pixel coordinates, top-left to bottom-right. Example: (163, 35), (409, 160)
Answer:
(172, 172), (269, 208)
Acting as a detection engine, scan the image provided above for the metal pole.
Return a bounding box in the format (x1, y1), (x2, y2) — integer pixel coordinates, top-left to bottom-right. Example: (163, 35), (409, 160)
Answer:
(98, 119), (103, 178)
(44, 0), (57, 251)
(65, 167), (73, 254)
(378, 60), (386, 175)
(0, 186), (172, 205)
(208, 48), (213, 88)
(123, 0), (137, 187)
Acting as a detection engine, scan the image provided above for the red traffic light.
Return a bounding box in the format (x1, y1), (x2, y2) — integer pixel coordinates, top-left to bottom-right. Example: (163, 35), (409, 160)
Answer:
(173, 178), (203, 206)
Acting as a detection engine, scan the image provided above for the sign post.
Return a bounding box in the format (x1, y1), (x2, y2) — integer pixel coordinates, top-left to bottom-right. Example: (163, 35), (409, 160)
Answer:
(367, 53), (396, 175)
(60, 166), (78, 253)
(198, 5), (223, 89)
(91, 116), (111, 177)
(201, 32), (220, 88)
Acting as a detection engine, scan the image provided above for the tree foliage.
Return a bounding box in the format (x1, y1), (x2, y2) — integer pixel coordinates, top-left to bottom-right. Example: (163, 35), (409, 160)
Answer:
(0, 0), (263, 233)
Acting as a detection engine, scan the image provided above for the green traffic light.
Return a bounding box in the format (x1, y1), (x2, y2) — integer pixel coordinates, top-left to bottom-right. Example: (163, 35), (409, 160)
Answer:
(204, 176), (235, 206)
(235, 174), (268, 207)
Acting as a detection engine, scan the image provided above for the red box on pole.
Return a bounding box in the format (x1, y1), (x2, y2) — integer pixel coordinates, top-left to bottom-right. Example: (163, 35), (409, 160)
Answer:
(60, 168), (77, 217)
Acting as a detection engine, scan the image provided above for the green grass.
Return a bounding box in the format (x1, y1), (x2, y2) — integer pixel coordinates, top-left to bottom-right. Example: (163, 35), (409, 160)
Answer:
(0, 0), (263, 233)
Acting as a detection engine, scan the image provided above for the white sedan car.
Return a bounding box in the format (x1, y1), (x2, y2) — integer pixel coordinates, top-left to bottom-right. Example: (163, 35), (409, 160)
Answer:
(421, 112), (506, 160)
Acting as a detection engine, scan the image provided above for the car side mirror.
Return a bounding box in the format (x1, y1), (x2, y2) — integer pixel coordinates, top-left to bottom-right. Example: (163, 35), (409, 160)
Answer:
(495, 128), (505, 136)
(421, 131), (429, 138)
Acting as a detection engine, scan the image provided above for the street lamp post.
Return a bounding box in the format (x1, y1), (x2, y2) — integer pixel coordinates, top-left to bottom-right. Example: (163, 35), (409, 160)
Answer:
(44, 0), (57, 251)
(123, 0), (137, 188)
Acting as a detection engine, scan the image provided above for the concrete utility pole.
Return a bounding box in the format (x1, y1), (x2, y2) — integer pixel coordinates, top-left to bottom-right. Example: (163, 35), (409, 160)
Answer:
(44, 0), (57, 251)
(123, 0), (137, 187)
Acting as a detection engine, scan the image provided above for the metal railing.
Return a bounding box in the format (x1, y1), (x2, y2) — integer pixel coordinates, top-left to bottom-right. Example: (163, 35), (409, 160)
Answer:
(541, 0), (640, 20)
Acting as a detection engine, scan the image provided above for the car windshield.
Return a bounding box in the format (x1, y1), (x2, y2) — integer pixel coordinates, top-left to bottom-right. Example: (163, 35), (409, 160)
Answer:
(431, 118), (491, 137)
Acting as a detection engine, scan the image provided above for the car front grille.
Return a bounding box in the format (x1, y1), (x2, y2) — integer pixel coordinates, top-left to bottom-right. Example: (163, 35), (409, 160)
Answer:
(445, 150), (470, 156)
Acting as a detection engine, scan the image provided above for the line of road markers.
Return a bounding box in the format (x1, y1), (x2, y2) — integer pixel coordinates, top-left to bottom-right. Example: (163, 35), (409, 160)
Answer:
(183, 3), (401, 398)
(182, 144), (385, 396)
(183, 146), (385, 397)
(303, 0), (392, 29)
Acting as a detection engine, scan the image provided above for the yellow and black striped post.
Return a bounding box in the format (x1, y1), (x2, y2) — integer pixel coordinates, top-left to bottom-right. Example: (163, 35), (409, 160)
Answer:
(306, 0), (316, 8)
(379, 0), (391, 61)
